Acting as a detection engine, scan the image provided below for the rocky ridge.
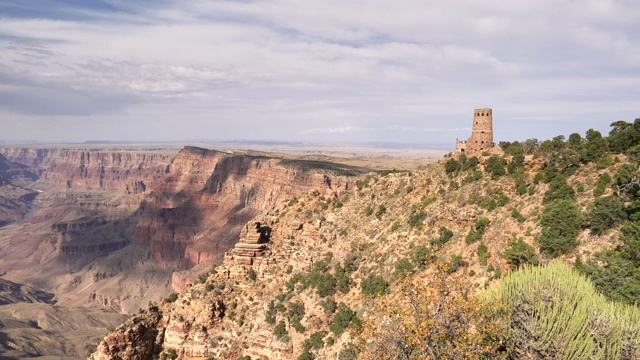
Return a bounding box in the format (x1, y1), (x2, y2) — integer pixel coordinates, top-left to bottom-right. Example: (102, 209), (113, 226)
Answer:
(90, 149), (634, 359)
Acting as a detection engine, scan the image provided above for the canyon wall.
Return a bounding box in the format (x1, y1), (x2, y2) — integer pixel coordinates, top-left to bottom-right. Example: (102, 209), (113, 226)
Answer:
(0, 147), (173, 191)
(0, 146), (362, 313)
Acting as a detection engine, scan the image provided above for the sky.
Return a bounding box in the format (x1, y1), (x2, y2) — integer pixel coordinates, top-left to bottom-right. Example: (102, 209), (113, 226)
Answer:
(0, 0), (639, 146)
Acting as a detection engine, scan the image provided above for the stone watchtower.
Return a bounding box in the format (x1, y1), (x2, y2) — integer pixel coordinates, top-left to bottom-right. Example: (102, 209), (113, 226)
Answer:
(455, 108), (502, 156)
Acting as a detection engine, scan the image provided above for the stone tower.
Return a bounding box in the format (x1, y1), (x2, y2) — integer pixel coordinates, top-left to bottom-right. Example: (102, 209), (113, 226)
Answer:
(455, 108), (502, 156)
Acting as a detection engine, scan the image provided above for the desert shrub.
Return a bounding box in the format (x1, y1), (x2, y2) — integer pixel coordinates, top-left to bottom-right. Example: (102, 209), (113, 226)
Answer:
(461, 156), (479, 171)
(164, 293), (178, 303)
(485, 155), (507, 178)
(297, 351), (313, 360)
(581, 128), (609, 163)
(363, 206), (373, 216)
(375, 204), (387, 220)
(503, 238), (539, 268)
(447, 254), (469, 273)
(608, 118), (640, 154)
(588, 195), (627, 235)
(274, 321), (288, 339)
(338, 343), (358, 360)
(538, 199), (583, 257)
(444, 158), (460, 175)
(308, 272), (336, 298)
(476, 242), (489, 266)
(334, 263), (352, 294)
(265, 300), (276, 324)
(360, 274), (389, 297)
(320, 298), (337, 314)
(407, 209), (425, 230)
(508, 153), (525, 174)
(393, 258), (415, 278)
(304, 330), (327, 351)
(484, 262), (640, 360)
(515, 178), (528, 195)
(543, 176), (575, 203)
(465, 217), (490, 245)
(412, 245), (431, 269)
(615, 164), (640, 200)
(247, 268), (257, 281)
(430, 226), (454, 247)
(594, 172), (612, 197)
(462, 171), (482, 184)
(330, 303), (360, 336)
(511, 208), (526, 222)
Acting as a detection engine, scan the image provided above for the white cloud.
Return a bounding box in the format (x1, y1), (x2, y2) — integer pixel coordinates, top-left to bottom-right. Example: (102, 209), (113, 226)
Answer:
(0, 0), (639, 144)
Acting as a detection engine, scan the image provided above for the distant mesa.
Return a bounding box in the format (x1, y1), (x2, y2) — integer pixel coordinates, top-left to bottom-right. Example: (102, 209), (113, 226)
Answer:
(454, 108), (503, 156)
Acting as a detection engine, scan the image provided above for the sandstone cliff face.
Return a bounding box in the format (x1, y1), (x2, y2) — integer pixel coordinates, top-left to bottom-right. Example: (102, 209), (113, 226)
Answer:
(0, 147), (173, 191)
(135, 147), (356, 271)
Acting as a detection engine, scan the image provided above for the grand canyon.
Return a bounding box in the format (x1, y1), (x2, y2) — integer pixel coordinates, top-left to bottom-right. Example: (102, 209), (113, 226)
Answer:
(0, 144), (389, 358)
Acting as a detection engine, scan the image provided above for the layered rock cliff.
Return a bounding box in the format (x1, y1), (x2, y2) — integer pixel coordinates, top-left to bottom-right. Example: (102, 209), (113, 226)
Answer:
(0, 147), (173, 191)
(0, 146), (364, 314)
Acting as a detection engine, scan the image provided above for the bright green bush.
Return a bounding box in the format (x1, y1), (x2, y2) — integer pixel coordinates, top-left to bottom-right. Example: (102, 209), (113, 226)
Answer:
(484, 262), (640, 360)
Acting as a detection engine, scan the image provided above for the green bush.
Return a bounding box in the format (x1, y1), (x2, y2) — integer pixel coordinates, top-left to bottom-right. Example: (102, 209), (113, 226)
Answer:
(543, 176), (576, 203)
(334, 263), (352, 294)
(407, 209), (425, 230)
(321, 298), (337, 314)
(588, 195), (627, 235)
(579, 222), (640, 305)
(360, 274), (389, 297)
(465, 217), (490, 245)
(511, 208), (526, 222)
(538, 199), (583, 257)
(444, 158), (460, 175)
(503, 238), (539, 268)
(447, 254), (469, 273)
(330, 303), (360, 336)
(412, 245), (431, 269)
(594, 172), (612, 197)
(164, 293), (178, 303)
(274, 321), (288, 339)
(485, 155), (507, 178)
(363, 206), (373, 216)
(476, 242), (490, 266)
(393, 258), (415, 278)
(430, 226), (453, 246)
(265, 300), (276, 324)
(247, 268), (257, 281)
